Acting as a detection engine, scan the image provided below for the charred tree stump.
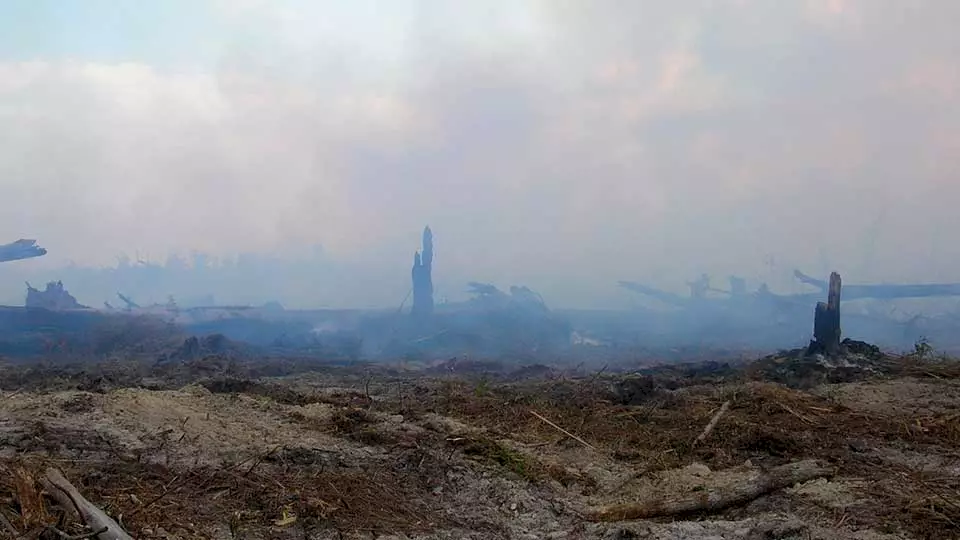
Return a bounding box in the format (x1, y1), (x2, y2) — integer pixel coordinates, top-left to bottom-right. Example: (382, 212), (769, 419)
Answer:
(808, 272), (842, 355)
(411, 226), (434, 318)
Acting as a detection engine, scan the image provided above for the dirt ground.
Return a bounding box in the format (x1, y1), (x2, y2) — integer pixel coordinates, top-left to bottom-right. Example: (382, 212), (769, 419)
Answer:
(1, 353), (959, 539)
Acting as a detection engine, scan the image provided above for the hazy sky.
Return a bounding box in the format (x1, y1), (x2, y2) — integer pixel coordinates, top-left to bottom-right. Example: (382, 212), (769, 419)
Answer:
(2, 0), (959, 307)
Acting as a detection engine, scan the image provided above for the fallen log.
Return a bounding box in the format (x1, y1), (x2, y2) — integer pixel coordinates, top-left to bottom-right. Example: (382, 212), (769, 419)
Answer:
(0, 239), (47, 263)
(586, 459), (832, 522)
(618, 281), (690, 307)
(794, 269), (960, 300)
(39, 468), (134, 540)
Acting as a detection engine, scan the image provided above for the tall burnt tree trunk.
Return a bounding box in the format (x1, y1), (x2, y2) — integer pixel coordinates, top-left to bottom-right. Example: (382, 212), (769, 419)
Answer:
(411, 226), (434, 318)
(809, 272), (842, 355)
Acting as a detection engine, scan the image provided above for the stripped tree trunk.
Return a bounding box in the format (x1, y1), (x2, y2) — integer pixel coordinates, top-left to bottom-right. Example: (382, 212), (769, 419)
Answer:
(40, 468), (134, 540)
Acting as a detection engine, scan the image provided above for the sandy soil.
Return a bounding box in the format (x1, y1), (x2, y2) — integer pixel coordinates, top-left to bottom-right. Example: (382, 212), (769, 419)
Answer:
(1, 358), (958, 539)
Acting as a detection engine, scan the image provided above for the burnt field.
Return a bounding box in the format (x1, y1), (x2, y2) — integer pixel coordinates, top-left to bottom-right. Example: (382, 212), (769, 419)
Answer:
(1, 345), (959, 540)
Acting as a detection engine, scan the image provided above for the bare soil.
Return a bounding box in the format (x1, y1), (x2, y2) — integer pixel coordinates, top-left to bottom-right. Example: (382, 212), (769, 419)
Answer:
(1, 353), (959, 540)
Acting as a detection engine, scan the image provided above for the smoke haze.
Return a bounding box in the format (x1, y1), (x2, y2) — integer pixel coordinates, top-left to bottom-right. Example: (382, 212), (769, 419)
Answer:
(2, 0), (959, 308)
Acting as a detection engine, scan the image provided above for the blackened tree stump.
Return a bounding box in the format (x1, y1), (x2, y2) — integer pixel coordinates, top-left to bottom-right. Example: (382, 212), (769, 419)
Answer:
(809, 272), (842, 355)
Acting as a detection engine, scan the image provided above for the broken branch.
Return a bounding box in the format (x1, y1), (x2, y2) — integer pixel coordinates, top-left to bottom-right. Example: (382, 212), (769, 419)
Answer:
(778, 402), (816, 425)
(692, 400), (731, 447)
(39, 468), (134, 540)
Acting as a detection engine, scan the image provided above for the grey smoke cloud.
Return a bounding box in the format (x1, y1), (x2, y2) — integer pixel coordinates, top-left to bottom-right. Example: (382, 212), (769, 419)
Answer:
(1, 0), (958, 308)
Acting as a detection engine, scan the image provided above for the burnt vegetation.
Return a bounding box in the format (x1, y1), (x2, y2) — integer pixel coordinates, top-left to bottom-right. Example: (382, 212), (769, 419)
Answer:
(2, 232), (960, 539)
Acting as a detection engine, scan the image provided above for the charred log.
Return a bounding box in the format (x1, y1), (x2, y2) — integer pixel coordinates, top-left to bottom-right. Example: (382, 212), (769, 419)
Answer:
(587, 459), (832, 521)
(0, 239), (46, 263)
(117, 292), (140, 310)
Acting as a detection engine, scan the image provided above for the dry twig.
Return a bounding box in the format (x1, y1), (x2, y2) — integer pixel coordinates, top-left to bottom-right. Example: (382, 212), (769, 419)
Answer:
(46, 525), (109, 540)
(528, 410), (596, 450)
(0, 512), (19, 537)
(777, 402), (816, 425)
(0, 389), (22, 401)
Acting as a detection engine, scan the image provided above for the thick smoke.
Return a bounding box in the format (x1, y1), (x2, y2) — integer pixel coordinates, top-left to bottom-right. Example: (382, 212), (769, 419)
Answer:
(1, 1), (959, 308)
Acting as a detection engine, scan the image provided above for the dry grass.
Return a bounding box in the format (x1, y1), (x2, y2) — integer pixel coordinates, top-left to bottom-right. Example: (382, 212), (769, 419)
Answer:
(882, 354), (960, 380)
(862, 461), (960, 537)
(402, 365), (960, 538)
(0, 453), (446, 539)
